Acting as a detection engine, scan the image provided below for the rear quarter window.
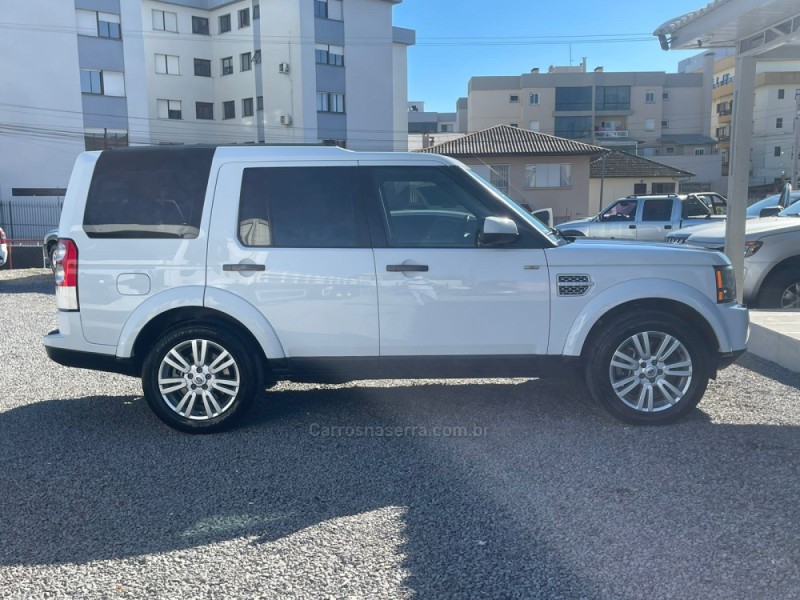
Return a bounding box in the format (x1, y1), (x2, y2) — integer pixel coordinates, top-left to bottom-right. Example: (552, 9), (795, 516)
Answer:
(83, 148), (214, 238)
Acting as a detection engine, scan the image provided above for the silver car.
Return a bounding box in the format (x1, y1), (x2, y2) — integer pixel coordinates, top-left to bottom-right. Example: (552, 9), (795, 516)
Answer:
(667, 200), (800, 308)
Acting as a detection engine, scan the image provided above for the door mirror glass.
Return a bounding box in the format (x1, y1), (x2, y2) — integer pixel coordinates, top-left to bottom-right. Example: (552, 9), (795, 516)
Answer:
(759, 206), (782, 218)
(479, 216), (519, 246)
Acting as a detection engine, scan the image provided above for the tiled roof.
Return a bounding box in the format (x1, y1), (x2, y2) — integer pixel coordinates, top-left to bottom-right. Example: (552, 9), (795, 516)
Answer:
(416, 125), (607, 157)
(590, 151), (694, 178)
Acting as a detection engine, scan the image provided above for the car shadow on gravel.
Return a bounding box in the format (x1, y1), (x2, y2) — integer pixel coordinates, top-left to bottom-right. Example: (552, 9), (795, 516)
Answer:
(0, 379), (798, 598)
(0, 270), (54, 295)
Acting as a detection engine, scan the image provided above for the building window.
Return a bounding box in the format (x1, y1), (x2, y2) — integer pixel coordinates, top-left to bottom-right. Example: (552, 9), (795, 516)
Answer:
(80, 69), (103, 94)
(778, 89), (785, 100)
(194, 58), (211, 77)
(84, 128), (128, 151)
(489, 165), (509, 195)
(644, 118), (655, 132)
(665, 147), (675, 155)
(509, 94), (520, 103)
(775, 146), (782, 157)
(192, 16), (209, 35)
(218, 14), (231, 33)
(661, 120), (669, 128)
(596, 86), (630, 110)
(641, 148), (655, 157)
(555, 86), (592, 111)
(80, 69), (125, 96)
(242, 97), (254, 117)
(554, 116), (592, 139)
(529, 92), (539, 105)
(525, 164), (572, 188)
(238, 8), (250, 28)
(77, 10), (122, 38)
(223, 101), (235, 120)
(257, 96), (264, 111)
(253, 5), (260, 19)
(776, 117), (783, 128)
(645, 90), (656, 104)
(315, 44), (344, 66)
(528, 120), (539, 132)
(196, 102), (214, 120)
(315, 0), (342, 19)
(221, 57), (233, 75)
(155, 54), (180, 75)
(157, 99), (182, 120)
(152, 9), (177, 32)
(652, 182), (675, 194)
(694, 148), (706, 156)
(662, 91), (670, 101)
(317, 92), (345, 113)
(241, 52), (252, 71)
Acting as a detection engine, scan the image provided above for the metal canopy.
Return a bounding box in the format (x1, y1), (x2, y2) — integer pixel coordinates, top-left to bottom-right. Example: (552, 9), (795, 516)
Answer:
(654, 0), (800, 56)
(653, 0), (800, 303)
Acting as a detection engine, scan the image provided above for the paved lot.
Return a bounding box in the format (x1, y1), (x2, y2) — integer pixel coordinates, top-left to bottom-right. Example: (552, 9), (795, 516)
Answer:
(1, 268), (799, 599)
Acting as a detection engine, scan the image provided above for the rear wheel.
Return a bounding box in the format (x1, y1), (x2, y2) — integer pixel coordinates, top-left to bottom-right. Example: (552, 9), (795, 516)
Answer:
(758, 267), (800, 309)
(47, 243), (58, 273)
(584, 311), (710, 425)
(142, 325), (260, 433)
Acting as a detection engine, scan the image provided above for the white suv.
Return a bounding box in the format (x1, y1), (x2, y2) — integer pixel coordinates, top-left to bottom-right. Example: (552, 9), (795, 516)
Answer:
(45, 146), (748, 432)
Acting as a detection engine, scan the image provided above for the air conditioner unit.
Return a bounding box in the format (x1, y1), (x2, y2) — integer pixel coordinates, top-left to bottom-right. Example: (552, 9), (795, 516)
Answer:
(280, 114), (293, 126)
(279, 62), (290, 74)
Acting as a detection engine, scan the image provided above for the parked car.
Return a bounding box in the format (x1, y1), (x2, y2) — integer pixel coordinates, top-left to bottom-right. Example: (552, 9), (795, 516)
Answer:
(44, 146), (748, 432)
(745, 190), (800, 219)
(43, 228), (59, 272)
(0, 227), (7, 268)
(557, 193), (727, 241)
(667, 200), (800, 308)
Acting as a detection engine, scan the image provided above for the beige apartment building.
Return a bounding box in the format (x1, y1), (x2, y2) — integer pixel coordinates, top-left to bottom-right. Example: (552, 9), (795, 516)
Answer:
(463, 62), (717, 161)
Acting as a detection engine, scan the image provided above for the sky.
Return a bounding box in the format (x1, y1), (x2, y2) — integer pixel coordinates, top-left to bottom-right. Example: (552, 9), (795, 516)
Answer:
(393, 0), (714, 113)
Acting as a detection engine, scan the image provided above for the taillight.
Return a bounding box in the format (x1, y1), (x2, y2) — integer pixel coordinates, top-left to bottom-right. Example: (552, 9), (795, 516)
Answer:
(55, 239), (79, 311)
(0, 228), (6, 244)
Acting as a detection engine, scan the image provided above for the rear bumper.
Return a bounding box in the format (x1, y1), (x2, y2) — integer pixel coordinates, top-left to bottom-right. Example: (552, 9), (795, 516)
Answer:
(44, 330), (137, 376)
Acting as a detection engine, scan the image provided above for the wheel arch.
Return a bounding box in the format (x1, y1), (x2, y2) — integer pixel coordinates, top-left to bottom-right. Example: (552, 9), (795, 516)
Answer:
(560, 280), (730, 360)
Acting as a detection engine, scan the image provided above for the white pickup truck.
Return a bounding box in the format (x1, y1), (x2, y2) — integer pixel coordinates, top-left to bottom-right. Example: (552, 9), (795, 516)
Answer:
(558, 193), (727, 241)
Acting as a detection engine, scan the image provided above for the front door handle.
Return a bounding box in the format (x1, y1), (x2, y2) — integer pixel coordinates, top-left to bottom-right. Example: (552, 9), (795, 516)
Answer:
(664, 225), (672, 230)
(387, 264), (429, 273)
(628, 224), (636, 229)
(223, 263), (266, 272)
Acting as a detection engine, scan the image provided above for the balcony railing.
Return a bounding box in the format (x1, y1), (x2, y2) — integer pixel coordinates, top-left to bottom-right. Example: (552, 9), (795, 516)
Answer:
(595, 130), (629, 138)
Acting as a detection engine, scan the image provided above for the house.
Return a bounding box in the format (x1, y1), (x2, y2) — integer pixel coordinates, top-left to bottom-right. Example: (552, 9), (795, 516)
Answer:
(417, 125), (606, 223)
(589, 151), (695, 213)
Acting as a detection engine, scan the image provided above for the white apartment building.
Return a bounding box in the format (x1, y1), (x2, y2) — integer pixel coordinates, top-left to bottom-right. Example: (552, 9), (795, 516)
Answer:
(680, 49), (800, 191)
(0, 0), (414, 231)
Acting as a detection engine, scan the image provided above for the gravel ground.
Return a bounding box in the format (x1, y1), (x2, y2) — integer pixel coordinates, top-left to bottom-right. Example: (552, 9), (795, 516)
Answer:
(1, 268), (799, 599)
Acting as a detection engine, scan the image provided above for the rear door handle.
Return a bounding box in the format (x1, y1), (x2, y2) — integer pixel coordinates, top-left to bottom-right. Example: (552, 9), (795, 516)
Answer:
(664, 225), (672, 230)
(387, 264), (429, 272)
(223, 263), (265, 272)
(628, 225), (636, 229)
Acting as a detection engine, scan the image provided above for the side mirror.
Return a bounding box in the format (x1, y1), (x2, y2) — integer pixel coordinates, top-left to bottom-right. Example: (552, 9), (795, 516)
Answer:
(479, 216), (519, 246)
(759, 206), (782, 218)
(530, 208), (553, 228)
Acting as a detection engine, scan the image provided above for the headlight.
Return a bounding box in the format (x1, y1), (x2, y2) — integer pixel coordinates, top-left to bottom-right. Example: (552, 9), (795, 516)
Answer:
(744, 241), (763, 258)
(714, 265), (736, 303)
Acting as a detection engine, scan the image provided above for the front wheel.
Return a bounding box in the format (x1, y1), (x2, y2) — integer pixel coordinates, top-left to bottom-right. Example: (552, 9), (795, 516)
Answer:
(584, 311), (711, 425)
(142, 325), (260, 433)
(758, 267), (800, 309)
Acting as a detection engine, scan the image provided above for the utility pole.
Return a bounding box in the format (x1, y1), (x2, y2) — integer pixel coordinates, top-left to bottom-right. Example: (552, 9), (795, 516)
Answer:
(793, 88), (800, 189)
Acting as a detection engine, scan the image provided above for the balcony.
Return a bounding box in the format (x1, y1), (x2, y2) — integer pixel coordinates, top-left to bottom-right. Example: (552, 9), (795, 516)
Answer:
(595, 130), (629, 138)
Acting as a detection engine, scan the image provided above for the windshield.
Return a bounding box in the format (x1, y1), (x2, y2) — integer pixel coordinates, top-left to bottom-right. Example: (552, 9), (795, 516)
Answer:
(462, 166), (564, 245)
(779, 200), (800, 217)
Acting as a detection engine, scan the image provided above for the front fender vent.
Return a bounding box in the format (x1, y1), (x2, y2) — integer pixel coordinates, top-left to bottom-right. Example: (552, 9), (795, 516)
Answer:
(557, 274), (593, 296)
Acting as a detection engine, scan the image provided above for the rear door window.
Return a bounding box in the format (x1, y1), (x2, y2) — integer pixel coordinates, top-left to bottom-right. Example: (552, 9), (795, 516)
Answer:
(83, 147), (214, 238)
(238, 167), (366, 248)
(641, 199), (673, 221)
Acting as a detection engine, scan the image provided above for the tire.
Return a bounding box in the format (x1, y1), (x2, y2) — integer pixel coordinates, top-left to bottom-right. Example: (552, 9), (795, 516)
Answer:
(141, 325), (261, 433)
(47, 243), (58, 273)
(584, 310), (711, 425)
(757, 267), (800, 309)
